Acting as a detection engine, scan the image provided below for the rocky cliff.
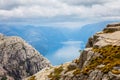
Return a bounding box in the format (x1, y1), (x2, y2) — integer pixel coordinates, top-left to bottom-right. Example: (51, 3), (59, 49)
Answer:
(0, 34), (51, 80)
(26, 22), (120, 80)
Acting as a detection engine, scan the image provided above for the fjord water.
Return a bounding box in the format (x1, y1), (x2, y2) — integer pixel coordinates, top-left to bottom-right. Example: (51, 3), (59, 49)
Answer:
(0, 22), (110, 65)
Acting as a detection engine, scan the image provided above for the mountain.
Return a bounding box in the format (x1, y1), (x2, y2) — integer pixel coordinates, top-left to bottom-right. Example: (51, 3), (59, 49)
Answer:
(0, 34), (51, 80)
(0, 21), (113, 52)
(0, 21), (115, 65)
(25, 22), (120, 80)
(0, 24), (67, 56)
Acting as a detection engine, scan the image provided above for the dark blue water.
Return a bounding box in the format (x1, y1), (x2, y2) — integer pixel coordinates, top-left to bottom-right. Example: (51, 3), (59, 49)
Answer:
(0, 21), (112, 65)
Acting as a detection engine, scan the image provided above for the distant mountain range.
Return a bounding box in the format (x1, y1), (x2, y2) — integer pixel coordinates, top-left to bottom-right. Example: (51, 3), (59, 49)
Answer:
(0, 21), (118, 65)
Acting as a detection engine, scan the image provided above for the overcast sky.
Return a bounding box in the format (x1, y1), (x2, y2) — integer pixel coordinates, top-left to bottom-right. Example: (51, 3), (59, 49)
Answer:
(0, 0), (120, 27)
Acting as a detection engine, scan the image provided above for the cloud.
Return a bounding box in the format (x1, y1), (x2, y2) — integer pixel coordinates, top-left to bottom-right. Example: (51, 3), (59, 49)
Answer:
(0, 0), (120, 27)
(52, 46), (80, 65)
(59, 0), (113, 6)
(0, 0), (62, 10)
(61, 41), (83, 46)
(46, 41), (83, 65)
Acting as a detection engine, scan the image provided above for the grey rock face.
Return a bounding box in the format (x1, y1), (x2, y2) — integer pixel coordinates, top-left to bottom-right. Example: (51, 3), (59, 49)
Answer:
(0, 34), (51, 80)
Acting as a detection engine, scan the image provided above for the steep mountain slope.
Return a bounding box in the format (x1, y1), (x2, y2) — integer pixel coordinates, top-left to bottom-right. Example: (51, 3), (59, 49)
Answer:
(26, 22), (120, 80)
(0, 34), (51, 80)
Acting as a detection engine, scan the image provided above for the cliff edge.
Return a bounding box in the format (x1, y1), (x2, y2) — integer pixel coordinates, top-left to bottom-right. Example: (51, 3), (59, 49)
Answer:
(26, 22), (120, 80)
(0, 34), (51, 80)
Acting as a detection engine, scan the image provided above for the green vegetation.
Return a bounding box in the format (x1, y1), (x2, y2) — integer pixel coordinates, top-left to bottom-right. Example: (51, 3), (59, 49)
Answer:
(28, 76), (36, 80)
(48, 66), (63, 80)
(1, 76), (7, 80)
(48, 45), (120, 78)
(73, 68), (81, 75)
(82, 45), (120, 74)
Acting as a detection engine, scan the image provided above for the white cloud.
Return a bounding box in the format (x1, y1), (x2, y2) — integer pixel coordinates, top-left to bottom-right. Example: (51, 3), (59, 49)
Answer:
(0, 0), (120, 27)
(61, 41), (83, 45)
(0, 0), (62, 9)
(0, 1), (74, 18)
(46, 41), (83, 65)
(52, 46), (80, 65)
(59, 0), (113, 6)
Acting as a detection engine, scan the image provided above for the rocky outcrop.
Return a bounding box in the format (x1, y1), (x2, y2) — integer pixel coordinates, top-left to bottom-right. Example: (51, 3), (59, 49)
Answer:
(25, 22), (120, 80)
(0, 34), (51, 80)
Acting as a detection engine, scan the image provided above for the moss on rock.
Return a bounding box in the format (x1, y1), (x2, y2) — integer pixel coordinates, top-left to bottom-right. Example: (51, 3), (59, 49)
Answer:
(28, 76), (36, 80)
(73, 68), (81, 75)
(82, 45), (120, 74)
(48, 66), (63, 80)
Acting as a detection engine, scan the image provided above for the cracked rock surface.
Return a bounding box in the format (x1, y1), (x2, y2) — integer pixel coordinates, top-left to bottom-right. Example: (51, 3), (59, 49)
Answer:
(0, 34), (51, 80)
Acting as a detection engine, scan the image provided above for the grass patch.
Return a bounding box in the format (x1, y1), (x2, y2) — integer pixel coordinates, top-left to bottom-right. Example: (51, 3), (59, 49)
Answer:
(73, 68), (81, 75)
(48, 66), (63, 80)
(82, 45), (120, 74)
(28, 75), (36, 80)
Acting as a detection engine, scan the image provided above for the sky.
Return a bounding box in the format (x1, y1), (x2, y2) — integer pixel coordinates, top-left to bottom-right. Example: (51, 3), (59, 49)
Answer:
(0, 0), (120, 28)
